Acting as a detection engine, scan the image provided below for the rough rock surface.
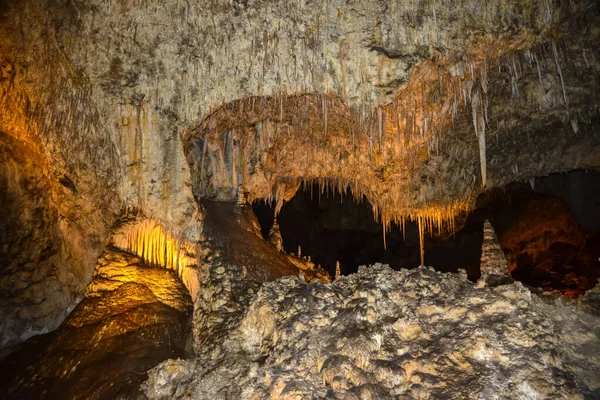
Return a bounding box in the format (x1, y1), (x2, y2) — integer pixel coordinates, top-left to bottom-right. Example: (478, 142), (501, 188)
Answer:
(268, 220), (284, 253)
(144, 264), (600, 399)
(500, 195), (586, 273)
(0, 246), (193, 399)
(0, 132), (116, 350)
(192, 200), (329, 355)
(201, 200), (327, 283)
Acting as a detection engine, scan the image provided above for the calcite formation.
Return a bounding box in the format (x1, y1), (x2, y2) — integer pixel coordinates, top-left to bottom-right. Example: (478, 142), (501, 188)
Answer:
(480, 219), (511, 282)
(144, 263), (600, 399)
(268, 220), (284, 253)
(1, 0), (600, 347)
(110, 214), (202, 301)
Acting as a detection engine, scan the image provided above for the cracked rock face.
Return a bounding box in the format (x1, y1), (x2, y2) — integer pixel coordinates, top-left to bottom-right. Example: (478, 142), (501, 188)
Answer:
(144, 264), (600, 399)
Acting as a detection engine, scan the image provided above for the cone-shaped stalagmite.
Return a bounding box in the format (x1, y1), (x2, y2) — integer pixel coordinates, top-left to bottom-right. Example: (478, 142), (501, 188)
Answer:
(269, 220), (283, 252)
(480, 220), (512, 285)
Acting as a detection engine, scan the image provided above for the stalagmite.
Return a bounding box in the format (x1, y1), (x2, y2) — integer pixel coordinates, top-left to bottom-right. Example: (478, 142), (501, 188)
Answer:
(236, 184), (247, 206)
(269, 219), (284, 252)
(479, 220), (512, 286)
(335, 261), (341, 280)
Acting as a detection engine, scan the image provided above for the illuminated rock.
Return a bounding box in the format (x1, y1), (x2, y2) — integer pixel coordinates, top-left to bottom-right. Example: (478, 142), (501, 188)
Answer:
(1, 0), (600, 352)
(0, 247), (192, 399)
(111, 217), (200, 301)
(0, 0), (599, 396)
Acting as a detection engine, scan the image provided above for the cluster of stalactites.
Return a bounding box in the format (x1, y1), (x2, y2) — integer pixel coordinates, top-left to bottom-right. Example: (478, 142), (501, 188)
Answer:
(186, 36), (577, 251)
(112, 219), (195, 277)
(272, 177), (472, 259)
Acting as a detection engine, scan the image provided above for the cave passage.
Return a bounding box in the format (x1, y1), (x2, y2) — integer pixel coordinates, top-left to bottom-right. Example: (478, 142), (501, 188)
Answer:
(0, 247), (193, 399)
(253, 184), (482, 278)
(254, 187), (410, 276)
(254, 170), (600, 296)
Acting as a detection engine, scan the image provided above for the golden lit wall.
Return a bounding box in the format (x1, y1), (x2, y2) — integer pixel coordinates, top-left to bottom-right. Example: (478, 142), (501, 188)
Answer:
(111, 219), (200, 300)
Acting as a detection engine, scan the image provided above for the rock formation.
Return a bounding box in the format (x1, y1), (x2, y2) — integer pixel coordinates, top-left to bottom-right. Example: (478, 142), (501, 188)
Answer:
(479, 219), (512, 286)
(0, 246), (193, 399)
(268, 220), (284, 253)
(2, 0), (600, 345)
(236, 184), (248, 207)
(143, 263), (600, 399)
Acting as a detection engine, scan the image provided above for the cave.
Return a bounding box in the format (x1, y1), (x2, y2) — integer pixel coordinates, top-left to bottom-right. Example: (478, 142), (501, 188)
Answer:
(1, 0), (600, 398)
(252, 186), (417, 277)
(470, 169), (600, 297)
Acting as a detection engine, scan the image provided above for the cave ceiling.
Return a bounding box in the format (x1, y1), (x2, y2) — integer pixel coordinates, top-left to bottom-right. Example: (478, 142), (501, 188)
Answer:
(0, 0), (599, 233)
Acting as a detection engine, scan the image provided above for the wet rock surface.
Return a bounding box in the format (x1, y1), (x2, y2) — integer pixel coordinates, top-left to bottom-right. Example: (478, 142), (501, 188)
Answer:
(145, 264), (600, 399)
(0, 246), (192, 399)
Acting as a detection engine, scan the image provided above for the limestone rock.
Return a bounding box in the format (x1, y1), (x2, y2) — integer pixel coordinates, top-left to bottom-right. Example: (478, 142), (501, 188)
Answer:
(480, 219), (510, 278)
(0, 247), (192, 399)
(144, 264), (600, 399)
(202, 200), (299, 282)
(236, 185), (247, 207)
(1, 0), (600, 362)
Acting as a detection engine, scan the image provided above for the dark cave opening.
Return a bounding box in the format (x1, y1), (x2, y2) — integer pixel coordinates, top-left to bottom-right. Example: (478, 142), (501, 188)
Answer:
(252, 184), (483, 279)
(253, 170), (600, 296)
(468, 169), (600, 297)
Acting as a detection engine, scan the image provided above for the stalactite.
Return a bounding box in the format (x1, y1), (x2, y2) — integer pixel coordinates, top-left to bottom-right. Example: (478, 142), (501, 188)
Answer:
(418, 216), (425, 266)
(551, 40), (569, 108)
(471, 87), (487, 188)
(112, 219), (196, 277)
(382, 220), (387, 250)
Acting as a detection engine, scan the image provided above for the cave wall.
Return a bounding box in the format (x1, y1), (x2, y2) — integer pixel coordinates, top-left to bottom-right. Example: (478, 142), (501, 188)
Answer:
(533, 169), (600, 231)
(0, 132), (114, 349)
(0, 0), (599, 349)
